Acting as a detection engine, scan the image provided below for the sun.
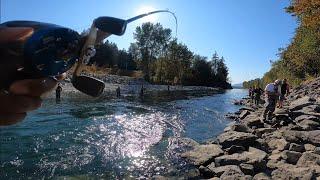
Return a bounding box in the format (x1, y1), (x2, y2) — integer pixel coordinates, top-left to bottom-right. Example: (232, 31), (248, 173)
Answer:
(135, 6), (158, 23)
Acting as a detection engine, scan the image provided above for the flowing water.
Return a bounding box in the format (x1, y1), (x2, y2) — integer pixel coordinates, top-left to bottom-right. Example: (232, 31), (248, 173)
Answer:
(0, 89), (246, 179)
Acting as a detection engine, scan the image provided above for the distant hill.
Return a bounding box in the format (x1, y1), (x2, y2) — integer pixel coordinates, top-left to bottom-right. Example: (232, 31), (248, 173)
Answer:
(232, 83), (243, 89)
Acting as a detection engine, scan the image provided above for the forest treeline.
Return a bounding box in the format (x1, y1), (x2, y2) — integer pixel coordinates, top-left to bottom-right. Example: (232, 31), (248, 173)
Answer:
(243, 0), (320, 88)
(88, 22), (231, 88)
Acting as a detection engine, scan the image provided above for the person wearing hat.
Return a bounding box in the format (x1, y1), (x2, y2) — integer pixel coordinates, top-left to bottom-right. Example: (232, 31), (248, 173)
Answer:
(261, 79), (281, 121)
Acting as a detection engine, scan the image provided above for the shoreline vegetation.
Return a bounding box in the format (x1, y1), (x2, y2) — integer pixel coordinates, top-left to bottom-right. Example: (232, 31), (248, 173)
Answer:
(79, 19), (232, 90)
(174, 77), (320, 179)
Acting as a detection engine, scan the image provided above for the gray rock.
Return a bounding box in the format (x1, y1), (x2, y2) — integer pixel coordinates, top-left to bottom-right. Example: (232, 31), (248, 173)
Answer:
(231, 124), (253, 133)
(295, 114), (319, 122)
(181, 144), (224, 166)
(297, 119), (320, 130)
(253, 172), (271, 180)
(226, 145), (246, 154)
(296, 152), (320, 166)
(239, 107), (255, 112)
(302, 104), (320, 113)
(239, 163), (254, 175)
(199, 165), (214, 178)
(281, 150), (302, 164)
(282, 130), (320, 146)
(274, 108), (290, 115)
(217, 131), (257, 148)
(304, 144), (316, 151)
(169, 137), (200, 153)
(289, 96), (314, 111)
(271, 165), (315, 180)
(215, 147), (267, 171)
(266, 159), (286, 170)
(219, 165), (246, 180)
(267, 138), (289, 153)
(314, 147), (320, 155)
(184, 168), (200, 179)
(207, 165), (240, 177)
(254, 128), (275, 137)
(239, 110), (251, 119)
(289, 143), (305, 152)
(244, 116), (265, 128)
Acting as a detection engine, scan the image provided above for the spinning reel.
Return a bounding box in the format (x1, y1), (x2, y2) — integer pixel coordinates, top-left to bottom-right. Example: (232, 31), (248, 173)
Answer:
(0, 10), (176, 97)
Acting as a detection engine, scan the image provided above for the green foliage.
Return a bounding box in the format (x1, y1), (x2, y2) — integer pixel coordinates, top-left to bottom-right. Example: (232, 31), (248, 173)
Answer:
(90, 22), (231, 88)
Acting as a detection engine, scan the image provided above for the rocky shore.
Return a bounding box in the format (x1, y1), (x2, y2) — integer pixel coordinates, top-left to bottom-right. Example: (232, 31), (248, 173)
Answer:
(177, 77), (320, 179)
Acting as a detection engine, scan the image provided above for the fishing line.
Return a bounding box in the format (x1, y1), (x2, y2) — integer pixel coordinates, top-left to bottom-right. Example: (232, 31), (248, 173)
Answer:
(126, 9), (178, 38)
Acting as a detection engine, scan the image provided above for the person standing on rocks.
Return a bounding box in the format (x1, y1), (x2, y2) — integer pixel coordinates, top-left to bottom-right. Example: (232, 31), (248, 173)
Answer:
(278, 79), (290, 108)
(249, 87), (253, 102)
(262, 79), (281, 121)
(253, 86), (263, 105)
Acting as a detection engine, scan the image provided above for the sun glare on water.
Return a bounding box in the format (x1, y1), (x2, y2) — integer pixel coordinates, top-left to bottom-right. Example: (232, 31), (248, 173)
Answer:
(135, 6), (158, 23)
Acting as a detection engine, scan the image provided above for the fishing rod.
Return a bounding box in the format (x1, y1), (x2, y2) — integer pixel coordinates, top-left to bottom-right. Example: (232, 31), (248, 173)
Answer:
(0, 10), (177, 97)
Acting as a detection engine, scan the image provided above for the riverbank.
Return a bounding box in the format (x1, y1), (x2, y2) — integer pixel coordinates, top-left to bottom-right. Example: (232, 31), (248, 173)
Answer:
(178, 77), (320, 179)
(49, 75), (222, 99)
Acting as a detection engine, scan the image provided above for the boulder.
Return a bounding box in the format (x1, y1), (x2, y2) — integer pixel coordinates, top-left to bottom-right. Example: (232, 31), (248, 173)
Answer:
(199, 165), (214, 178)
(294, 114), (319, 122)
(267, 138), (289, 153)
(296, 152), (320, 166)
(217, 131), (257, 148)
(239, 163), (254, 175)
(253, 173), (271, 180)
(254, 128), (275, 137)
(215, 147), (267, 171)
(218, 166), (246, 180)
(239, 110), (250, 119)
(271, 165), (315, 180)
(207, 165), (240, 177)
(296, 119), (320, 130)
(302, 104), (320, 113)
(289, 143), (305, 152)
(230, 124), (252, 133)
(243, 116), (265, 128)
(289, 96), (314, 111)
(168, 137), (200, 153)
(226, 145), (246, 154)
(281, 150), (302, 164)
(304, 144), (316, 151)
(282, 130), (320, 146)
(274, 108), (290, 115)
(181, 144), (224, 166)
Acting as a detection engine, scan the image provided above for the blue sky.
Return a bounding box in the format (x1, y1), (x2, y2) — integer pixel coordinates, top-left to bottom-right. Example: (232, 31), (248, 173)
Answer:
(1, 0), (297, 84)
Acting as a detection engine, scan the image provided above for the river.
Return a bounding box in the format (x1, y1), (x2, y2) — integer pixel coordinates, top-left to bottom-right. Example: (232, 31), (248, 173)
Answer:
(0, 89), (246, 179)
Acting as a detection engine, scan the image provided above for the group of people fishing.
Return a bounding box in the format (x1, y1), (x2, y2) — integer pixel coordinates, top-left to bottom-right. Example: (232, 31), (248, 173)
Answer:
(248, 79), (290, 121)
